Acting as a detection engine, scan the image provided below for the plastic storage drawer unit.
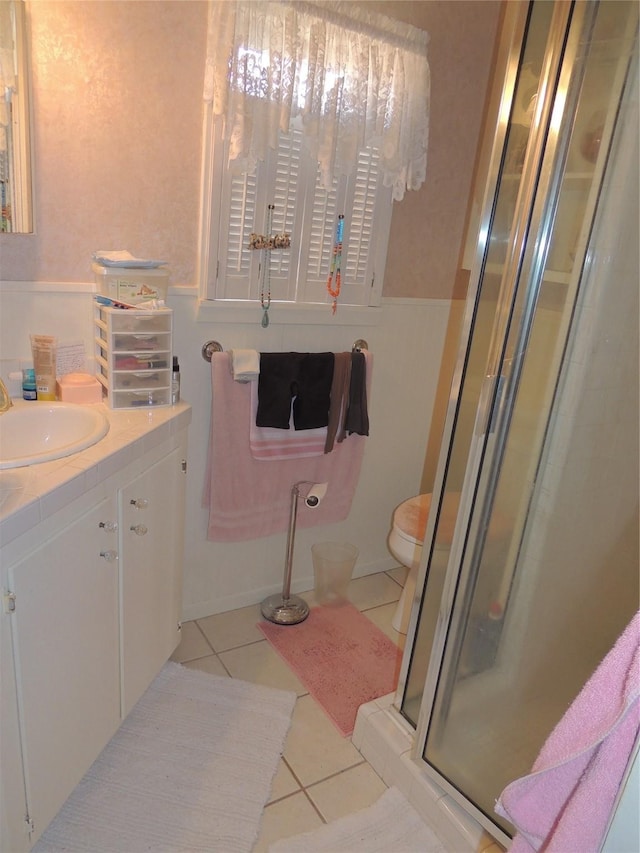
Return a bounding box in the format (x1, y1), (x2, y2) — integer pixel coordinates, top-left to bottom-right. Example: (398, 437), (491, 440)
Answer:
(95, 304), (173, 409)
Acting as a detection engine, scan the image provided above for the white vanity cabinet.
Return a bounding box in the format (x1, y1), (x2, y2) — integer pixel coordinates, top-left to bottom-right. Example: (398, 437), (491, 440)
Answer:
(120, 444), (185, 715)
(6, 492), (121, 846)
(0, 424), (188, 850)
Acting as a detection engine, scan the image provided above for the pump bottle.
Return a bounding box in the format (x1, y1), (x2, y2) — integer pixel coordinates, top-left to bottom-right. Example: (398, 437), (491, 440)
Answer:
(172, 356), (180, 404)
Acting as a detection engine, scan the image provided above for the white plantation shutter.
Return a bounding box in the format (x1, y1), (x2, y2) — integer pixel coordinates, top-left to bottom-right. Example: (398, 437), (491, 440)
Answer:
(216, 170), (258, 299)
(300, 144), (383, 306)
(204, 119), (391, 307)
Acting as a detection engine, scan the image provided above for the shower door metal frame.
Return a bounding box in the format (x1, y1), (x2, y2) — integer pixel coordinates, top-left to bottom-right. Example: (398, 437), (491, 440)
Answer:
(395, 0), (531, 703)
(395, 0), (633, 843)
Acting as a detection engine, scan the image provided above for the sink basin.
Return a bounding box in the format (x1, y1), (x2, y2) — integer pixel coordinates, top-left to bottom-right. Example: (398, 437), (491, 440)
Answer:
(0, 403), (110, 469)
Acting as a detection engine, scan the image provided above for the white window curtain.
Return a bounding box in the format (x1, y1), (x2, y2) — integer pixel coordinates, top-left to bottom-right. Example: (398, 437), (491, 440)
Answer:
(204, 0), (430, 202)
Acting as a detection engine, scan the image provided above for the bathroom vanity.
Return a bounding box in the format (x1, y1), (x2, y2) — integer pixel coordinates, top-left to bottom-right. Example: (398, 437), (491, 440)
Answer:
(0, 402), (191, 851)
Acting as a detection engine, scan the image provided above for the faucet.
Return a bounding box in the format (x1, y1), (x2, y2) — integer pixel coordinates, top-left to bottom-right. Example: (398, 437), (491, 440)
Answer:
(0, 377), (13, 413)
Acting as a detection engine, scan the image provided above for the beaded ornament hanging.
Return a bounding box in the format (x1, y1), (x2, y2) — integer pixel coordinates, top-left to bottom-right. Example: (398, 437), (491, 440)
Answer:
(326, 214), (344, 315)
(249, 204), (290, 327)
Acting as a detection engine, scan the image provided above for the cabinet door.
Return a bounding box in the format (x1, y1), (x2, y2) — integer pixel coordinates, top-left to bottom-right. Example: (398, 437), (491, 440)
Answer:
(8, 495), (121, 844)
(120, 441), (186, 714)
(1, 589), (29, 852)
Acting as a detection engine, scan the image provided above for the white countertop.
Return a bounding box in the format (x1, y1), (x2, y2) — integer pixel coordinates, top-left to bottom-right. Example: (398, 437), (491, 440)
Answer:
(0, 401), (192, 546)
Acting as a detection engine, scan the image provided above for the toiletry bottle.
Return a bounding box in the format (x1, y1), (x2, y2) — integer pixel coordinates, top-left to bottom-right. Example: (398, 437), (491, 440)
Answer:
(22, 368), (37, 401)
(172, 356), (180, 404)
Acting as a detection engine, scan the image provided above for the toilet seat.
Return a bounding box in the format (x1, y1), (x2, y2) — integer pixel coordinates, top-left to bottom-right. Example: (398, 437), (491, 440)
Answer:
(388, 494), (436, 634)
(393, 494), (431, 547)
(388, 491), (509, 635)
(387, 492), (460, 634)
(388, 492), (459, 571)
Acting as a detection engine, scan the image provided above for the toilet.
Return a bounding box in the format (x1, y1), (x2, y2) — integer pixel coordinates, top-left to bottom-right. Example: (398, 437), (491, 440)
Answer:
(388, 492), (457, 634)
(388, 491), (509, 634)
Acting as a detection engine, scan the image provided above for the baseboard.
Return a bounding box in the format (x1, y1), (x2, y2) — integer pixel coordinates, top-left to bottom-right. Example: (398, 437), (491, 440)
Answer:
(181, 557), (398, 622)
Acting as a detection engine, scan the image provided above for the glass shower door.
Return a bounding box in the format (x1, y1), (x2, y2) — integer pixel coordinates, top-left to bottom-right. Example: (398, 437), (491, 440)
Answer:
(400, 0), (639, 843)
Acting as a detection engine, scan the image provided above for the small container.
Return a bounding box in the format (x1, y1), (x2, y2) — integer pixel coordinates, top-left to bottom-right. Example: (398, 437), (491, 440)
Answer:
(92, 263), (169, 305)
(22, 368), (37, 401)
(56, 373), (103, 403)
(171, 356), (180, 404)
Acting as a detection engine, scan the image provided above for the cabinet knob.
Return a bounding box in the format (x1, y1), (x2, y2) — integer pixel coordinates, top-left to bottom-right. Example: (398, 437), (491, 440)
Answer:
(99, 550), (118, 562)
(130, 498), (149, 509)
(98, 520), (118, 532)
(130, 524), (148, 536)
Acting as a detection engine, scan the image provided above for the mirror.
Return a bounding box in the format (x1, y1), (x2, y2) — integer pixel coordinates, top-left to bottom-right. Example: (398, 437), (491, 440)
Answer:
(1, 0), (33, 233)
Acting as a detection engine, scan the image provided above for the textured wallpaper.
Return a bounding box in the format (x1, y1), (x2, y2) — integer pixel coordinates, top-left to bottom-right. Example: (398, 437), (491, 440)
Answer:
(1, 0), (500, 298)
(3, 1), (208, 284)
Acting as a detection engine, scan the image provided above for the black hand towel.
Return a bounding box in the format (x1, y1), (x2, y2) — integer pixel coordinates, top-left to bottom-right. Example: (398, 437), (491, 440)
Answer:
(256, 352), (335, 430)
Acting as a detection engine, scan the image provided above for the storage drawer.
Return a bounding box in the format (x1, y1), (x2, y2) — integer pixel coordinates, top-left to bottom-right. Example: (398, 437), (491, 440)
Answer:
(111, 388), (171, 408)
(105, 312), (171, 334)
(112, 333), (171, 354)
(112, 354), (170, 371)
(110, 370), (170, 391)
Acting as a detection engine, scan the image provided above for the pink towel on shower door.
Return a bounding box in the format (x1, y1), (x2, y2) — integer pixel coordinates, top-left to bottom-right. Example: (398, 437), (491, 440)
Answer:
(495, 609), (640, 852)
(202, 351), (372, 541)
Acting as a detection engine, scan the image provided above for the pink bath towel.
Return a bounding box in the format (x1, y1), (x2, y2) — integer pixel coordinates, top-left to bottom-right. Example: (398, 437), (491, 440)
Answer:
(203, 351), (371, 541)
(496, 610), (640, 852)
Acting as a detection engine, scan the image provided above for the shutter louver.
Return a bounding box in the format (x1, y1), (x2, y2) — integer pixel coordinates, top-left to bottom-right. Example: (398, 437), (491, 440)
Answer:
(307, 181), (339, 280)
(270, 130), (302, 281)
(346, 147), (379, 286)
(226, 172), (256, 278)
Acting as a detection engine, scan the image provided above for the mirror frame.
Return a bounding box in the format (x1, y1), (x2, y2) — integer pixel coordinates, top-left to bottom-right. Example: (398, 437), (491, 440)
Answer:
(2, 0), (33, 233)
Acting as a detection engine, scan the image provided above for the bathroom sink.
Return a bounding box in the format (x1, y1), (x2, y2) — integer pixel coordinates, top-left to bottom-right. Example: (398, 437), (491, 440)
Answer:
(0, 403), (109, 469)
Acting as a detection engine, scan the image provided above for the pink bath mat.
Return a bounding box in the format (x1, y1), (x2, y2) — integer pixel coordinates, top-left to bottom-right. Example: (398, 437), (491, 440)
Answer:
(258, 602), (402, 736)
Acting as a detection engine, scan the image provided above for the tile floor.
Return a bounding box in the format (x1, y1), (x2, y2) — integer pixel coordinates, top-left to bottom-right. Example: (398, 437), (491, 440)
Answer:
(170, 568), (503, 852)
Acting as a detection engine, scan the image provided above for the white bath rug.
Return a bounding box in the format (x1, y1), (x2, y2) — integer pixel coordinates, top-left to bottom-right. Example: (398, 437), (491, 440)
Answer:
(269, 786), (447, 852)
(34, 662), (296, 852)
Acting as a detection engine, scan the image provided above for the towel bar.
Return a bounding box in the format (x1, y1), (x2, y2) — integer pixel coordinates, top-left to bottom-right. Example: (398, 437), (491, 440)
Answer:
(201, 339), (368, 362)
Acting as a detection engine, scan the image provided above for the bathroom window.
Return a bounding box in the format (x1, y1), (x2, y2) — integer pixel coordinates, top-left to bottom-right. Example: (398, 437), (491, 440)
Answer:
(201, 118), (391, 308)
(198, 1), (429, 313)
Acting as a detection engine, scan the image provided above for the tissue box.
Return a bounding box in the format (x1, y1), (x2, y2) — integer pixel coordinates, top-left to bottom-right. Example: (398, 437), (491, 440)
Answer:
(57, 373), (103, 404)
(92, 263), (169, 304)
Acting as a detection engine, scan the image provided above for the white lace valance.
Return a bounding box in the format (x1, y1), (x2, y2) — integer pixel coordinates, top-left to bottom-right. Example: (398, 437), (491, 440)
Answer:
(204, 0), (430, 201)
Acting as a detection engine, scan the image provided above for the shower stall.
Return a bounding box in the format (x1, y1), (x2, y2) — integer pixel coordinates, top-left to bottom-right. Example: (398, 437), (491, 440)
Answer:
(395, 0), (638, 845)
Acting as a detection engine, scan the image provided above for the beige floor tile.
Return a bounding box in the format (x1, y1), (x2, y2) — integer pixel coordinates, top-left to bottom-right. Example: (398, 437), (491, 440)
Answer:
(268, 759), (301, 804)
(197, 602), (264, 652)
(182, 654), (229, 678)
(306, 761), (387, 822)
(219, 640), (308, 695)
(253, 791), (323, 853)
(365, 601), (406, 651)
(346, 572), (403, 611)
(386, 565), (408, 587)
(170, 620), (212, 662)
(283, 694), (364, 787)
